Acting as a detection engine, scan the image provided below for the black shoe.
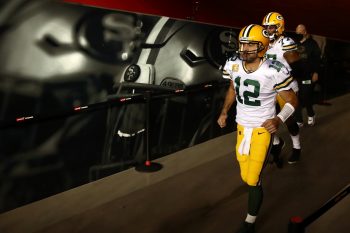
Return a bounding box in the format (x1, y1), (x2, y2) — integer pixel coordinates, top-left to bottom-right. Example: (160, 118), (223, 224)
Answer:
(307, 115), (316, 126)
(270, 139), (285, 168)
(288, 148), (301, 164)
(236, 222), (255, 233)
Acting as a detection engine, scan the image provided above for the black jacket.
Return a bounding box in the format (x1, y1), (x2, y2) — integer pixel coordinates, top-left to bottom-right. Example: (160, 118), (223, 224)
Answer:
(297, 36), (322, 75)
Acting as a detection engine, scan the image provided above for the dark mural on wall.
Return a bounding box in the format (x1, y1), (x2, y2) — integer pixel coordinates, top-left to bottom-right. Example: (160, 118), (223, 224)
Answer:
(1, 0), (349, 213)
(0, 0), (238, 212)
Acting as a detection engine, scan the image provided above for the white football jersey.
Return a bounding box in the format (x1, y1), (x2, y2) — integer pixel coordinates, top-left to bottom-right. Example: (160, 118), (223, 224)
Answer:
(223, 57), (293, 128)
(265, 36), (299, 92)
(265, 36), (298, 71)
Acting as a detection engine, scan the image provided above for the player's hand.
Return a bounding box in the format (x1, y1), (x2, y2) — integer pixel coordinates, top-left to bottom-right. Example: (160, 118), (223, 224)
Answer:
(261, 117), (282, 134)
(217, 113), (228, 128)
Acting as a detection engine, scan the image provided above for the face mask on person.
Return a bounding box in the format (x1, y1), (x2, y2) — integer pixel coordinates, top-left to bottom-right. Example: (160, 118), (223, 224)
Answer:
(294, 34), (304, 42)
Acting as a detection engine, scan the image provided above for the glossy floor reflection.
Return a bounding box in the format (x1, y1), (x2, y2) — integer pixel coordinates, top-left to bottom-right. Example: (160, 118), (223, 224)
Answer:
(1, 94), (350, 233)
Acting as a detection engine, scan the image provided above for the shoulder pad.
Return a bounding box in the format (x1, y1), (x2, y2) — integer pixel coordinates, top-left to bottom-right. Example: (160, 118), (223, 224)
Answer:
(282, 37), (298, 51)
(227, 53), (239, 62)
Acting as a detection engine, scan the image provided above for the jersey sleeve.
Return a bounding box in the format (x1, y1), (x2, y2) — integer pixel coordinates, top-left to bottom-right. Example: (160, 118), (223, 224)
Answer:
(282, 37), (298, 52)
(272, 61), (294, 92)
(222, 60), (232, 79)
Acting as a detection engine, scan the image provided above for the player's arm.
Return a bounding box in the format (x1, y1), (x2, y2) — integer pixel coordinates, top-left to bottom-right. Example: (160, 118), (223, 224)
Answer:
(261, 89), (298, 133)
(218, 80), (236, 128)
(282, 37), (300, 64)
(277, 89), (298, 110)
(283, 50), (299, 64)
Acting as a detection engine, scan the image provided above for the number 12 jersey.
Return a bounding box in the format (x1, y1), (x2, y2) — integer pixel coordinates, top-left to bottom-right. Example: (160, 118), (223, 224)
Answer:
(223, 57), (293, 128)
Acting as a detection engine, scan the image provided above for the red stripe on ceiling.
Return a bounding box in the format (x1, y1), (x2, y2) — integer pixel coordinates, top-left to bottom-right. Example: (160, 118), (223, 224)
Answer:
(63, 0), (350, 42)
(63, 0), (193, 20)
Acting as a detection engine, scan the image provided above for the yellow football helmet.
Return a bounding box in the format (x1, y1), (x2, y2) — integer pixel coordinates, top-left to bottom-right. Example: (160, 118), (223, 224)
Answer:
(262, 12), (285, 40)
(238, 24), (269, 58)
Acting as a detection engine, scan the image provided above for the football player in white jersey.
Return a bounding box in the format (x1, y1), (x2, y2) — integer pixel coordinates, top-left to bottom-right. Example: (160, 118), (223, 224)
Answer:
(217, 24), (298, 233)
(262, 12), (305, 165)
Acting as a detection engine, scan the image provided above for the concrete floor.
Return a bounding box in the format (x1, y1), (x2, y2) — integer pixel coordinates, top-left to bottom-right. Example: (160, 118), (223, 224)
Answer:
(0, 94), (350, 233)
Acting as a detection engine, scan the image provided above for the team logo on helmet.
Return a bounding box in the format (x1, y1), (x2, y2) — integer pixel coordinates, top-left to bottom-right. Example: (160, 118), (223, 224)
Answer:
(276, 15), (284, 21)
(262, 29), (269, 38)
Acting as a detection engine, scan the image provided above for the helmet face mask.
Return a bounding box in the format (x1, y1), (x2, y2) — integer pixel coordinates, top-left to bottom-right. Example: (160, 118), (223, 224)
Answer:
(238, 24), (269, 61)
(239, 42), (261, 62)
(263, 25), (278, 40)
(262, 12), (285, 41)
